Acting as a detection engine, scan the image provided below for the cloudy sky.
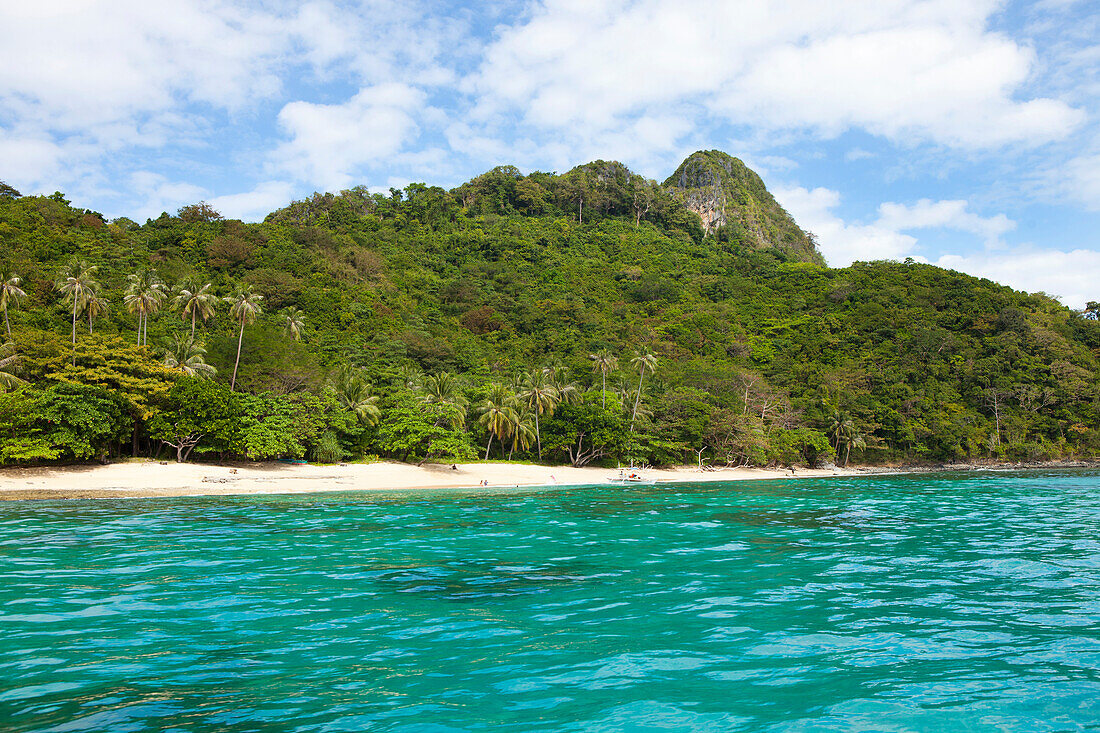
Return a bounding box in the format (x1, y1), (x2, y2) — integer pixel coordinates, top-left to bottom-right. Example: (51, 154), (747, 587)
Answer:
(2, 0), (1098, 307)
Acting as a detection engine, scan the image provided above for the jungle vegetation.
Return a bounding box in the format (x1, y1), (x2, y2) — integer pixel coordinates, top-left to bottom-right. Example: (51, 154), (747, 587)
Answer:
(1, 152), (1098, 468)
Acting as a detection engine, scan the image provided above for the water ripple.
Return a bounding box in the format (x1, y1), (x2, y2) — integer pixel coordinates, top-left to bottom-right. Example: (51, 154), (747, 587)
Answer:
(1, 470), (1099, 731)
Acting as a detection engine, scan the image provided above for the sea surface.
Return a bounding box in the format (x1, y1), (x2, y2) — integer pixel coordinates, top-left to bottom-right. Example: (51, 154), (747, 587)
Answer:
(1, 470), (1099, 732)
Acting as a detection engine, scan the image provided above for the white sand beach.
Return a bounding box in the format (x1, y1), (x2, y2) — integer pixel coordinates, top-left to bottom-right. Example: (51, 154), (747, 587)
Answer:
(0, 461), (857, 500)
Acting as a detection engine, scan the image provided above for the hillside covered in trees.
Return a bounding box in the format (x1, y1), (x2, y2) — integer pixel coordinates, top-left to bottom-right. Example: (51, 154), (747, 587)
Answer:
(1, 151), (1098, 468)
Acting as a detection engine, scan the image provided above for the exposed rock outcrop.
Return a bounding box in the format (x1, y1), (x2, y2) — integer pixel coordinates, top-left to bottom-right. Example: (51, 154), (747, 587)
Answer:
(664, 150), (824, 265)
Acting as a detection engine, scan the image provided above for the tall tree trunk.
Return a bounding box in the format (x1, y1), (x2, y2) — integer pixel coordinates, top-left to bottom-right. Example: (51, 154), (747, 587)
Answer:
(630, 369), (645, 430)
(191, 309), (196, 339)
(3, 308), (10, 338)
(601, 371), (606, 408)
(231, 317), (244, 390)
(71, 302), (77, 364)
(88, 309), (93, 334)
(484, 433), (493, 461)
(535, 411), (542, 460)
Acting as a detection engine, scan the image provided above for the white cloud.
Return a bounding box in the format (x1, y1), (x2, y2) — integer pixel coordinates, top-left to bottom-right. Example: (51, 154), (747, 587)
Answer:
(470, 0), (1083, 151)
(877, 199), (1014, 247)
(274, 83), (427, 190)
(128, 171), (206, 222)
(1061, 149), (1100, 211)
(210, 182), (295, 222)
(774, 185), (918, 264)
(934, 248), (1100, 310)
(773, 185), (1016, 264)
(774, 183), (1095, 308)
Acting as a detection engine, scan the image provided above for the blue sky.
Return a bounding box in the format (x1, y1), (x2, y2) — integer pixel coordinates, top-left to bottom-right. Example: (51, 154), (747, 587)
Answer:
(1, 0), (1098, 307)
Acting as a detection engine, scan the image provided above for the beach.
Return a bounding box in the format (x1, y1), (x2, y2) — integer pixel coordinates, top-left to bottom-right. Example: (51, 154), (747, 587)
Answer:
(0, 460), (856, 501)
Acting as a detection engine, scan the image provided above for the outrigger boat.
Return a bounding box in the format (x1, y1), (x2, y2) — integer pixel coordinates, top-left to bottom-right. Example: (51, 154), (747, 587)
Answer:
(607, 469), (654, 484)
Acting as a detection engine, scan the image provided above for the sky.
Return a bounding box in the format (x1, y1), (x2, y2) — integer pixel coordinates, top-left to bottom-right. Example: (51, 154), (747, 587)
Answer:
(1, 0), (1098, 308)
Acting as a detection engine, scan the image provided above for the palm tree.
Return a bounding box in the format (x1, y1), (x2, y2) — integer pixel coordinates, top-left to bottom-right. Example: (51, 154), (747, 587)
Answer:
(124, 270), (166, 346)
(505, 409), (536, 460)
(589, 350), (618, 408)
(0, 341), (25, 390)
(171, 280), (218, 338)
(828, 412), (865, 466)
(55, 261), (99, 361)
(84, 292), (109, 333)
(163, 335), (217, 379)
(224, 287), (264, 391)
(477, 383), (517, 460)
(0, 271), (27, 339)
(395, 363), (423, 391)
(419, 372), (467, 428)
(279, 306), (305, 341)
(330, 366), (381, 426)
(629, 349), (658, 431)
(520, 368), (559, 460)
(548, 366), (581, 406)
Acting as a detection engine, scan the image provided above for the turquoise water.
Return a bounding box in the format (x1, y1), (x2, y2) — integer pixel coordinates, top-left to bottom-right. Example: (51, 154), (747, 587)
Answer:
(1, 471), (1100, 731)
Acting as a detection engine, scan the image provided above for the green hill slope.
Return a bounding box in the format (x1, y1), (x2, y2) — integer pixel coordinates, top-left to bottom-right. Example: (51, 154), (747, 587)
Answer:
(0, 163), (1097, 467)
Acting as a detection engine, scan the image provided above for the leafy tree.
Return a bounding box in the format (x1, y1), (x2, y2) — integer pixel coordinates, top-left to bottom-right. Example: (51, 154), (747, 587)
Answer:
(377, 395), (474, 463)
(35, 382), (132, 461)
(542, 394), (633, 466)
(148, 376), (240, 461)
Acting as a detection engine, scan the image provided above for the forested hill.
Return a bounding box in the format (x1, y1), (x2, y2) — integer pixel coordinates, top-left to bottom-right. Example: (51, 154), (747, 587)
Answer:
(1, 154), (1098, 468)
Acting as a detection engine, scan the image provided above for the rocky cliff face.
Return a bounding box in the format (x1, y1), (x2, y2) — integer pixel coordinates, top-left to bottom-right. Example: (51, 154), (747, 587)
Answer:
(664, 150), (824, 265)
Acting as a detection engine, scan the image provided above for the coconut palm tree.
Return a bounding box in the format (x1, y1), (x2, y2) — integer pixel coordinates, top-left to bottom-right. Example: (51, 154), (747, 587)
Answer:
(0, 341), (24, 390)
(828, 412), (865, 466)
(124, 270), (166, 346)
(548, 366), (581, 406)
(329, 366), (381, 426)
(505, 409), (536, 460)
(395, 363), (423, 391)
(171, 280), (218, 339)
(55, 261), (99, 361)
(629, 349), (658, 431)
(477, 383), (517, 460)
(224, 287), (264, 391)
(589, 350), (618, 408)
(84, 292), (109, 333)
(279, 306), (305, 341)
(419, 372), (467, 428)
(0, 271), (27, 339)
(163, 335), (217, 379)
(520, 368), (559, 460)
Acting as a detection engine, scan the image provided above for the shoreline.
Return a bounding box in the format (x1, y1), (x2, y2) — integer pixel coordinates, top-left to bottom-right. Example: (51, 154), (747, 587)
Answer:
(0, 458), (1095, 502)
(0, 460), (854, 501)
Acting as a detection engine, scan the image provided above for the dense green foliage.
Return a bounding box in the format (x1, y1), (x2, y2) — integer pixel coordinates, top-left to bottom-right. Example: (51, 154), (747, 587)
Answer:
(1, 155), (1098, 467)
